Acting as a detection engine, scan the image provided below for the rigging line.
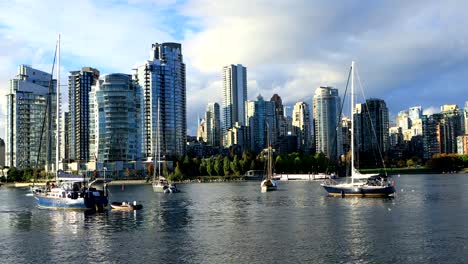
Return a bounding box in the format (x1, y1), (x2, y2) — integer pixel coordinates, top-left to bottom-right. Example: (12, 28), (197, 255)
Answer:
(355, 67), (387, 175)
(37, 40), (58, 169)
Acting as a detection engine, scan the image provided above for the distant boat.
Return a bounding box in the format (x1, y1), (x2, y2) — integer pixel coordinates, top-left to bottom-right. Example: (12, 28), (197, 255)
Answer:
(111, 201), (143, 211)
(261, 125), (278, 192)
(321, 61), (395, 197)
(152, 98), (179, 193)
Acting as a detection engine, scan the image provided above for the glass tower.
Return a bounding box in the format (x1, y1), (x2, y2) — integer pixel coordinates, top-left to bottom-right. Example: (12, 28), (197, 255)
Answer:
(68, 67), (99, 162)
(134, 43), (186, 159)
(222, 64), (247, 145)
(313, 86), (342, 160)
(89, 74), (142, 163)
(6, 65), (56, 169)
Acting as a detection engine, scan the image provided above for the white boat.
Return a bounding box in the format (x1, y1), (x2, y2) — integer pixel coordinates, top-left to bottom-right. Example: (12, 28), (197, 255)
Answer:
(151, 99), (179, 193)
(321, 61), (395, 197)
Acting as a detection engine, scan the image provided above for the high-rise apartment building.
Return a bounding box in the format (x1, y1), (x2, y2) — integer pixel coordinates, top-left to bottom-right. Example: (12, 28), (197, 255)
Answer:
(60, 111), (70, 163)
(89, 74), (141, 163)
(197, 118), (206, 142)
(0, 138), (5, 167)
(134, 43), (186, 159)
(422, 114), (443, 159)
(439, 105), (463, 153)
(408, 106), (422, 123)
(292, 101), (313, 152)
(313, 86), (342, 160)
(205, 102), (221, 147)
(245, 95), (276, 152)
(6, 65), (56, 169)
(270, 94), (287, 139)
(354, 99), (389, 154)
(222, 64), (247, 145)
(464, 102), (468, 134)
(68, 67), (99, 162)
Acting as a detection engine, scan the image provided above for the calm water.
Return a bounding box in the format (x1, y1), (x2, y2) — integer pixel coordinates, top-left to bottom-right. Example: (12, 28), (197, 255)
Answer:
(1, 174), (467, 263)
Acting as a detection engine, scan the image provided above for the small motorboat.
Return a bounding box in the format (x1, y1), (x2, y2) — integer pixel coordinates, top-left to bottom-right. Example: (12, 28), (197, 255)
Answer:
(110, 201), (143, 211)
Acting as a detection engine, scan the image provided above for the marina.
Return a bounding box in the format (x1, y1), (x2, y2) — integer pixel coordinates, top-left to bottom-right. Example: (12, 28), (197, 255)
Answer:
(1, 174), (467, 263)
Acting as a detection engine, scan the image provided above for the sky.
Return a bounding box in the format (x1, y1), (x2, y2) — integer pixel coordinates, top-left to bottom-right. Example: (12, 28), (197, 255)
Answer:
(1, 0), (468, 139)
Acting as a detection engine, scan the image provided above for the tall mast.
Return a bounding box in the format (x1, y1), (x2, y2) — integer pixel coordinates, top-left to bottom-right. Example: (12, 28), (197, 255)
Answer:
(351, 61), (355, 182)
(55, 34), (61, 180)
(153, 98), (161, 179)
(158, 98), (161, 178)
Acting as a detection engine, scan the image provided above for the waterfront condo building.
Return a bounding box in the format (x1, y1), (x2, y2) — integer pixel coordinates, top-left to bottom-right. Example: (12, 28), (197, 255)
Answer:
(134, 43), (186, 159)
(245, 95), (277, 152)
(205, 102), (221, 147)
(270, 94), (288, 141)
(89, 74), (142, 163)
(354, 98), (390, 154)
(313, 86), (342, 160)
(68, 67), (99, 162)
(6, 65), (57, 169)
(293, 101), (313, 152)
(222, 64), (247, 145)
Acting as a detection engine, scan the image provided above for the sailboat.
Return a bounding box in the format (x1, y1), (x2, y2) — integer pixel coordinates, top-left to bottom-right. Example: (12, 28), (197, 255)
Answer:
(34, 35), (111, 210)
(152, 99), (179, 193)
(321, 61), (395, 197)
(261, 124), (278, 192)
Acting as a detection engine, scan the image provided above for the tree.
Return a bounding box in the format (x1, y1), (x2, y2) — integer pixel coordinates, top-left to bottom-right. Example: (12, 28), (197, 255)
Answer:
(250, 160), (256, 171)
(7, 167), (21, 182)
(214, 156), (223, 176)
(275, 155), (284, 173)
(223, 156), (231, 176)
(230, 155), (241, 176)
(199, 159), (207, 176)
(169, 162), (183, 182)
(406, 159), (415, 168)
(206, 158), (214, 176)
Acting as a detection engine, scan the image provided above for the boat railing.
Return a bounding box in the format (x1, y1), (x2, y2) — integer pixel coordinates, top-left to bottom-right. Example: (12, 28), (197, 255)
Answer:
(322, 178), (339, 186)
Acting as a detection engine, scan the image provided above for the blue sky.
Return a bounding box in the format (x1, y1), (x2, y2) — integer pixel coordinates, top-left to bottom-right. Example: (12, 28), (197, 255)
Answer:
(1, 0), (467, 139)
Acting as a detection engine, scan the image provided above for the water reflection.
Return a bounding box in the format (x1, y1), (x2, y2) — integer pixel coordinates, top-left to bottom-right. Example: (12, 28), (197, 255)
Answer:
(1, 176), (468, 263)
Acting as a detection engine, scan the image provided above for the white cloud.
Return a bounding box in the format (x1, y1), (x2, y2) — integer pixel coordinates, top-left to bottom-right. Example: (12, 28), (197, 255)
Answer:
(1, 0), (468, 138)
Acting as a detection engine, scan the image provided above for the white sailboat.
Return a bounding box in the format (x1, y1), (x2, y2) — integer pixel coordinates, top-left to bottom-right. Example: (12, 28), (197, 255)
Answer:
(321, 61), (395, 197)
(261, 123), (278, 192)
(152, 99), (179, 193)
(34, 34), (110, 210)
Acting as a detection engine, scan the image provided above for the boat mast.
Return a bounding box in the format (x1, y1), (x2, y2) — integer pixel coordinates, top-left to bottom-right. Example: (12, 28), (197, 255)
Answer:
(55, 34), (60, 181)
(351, 61), (355, 183)
(153, 98), (161, 180)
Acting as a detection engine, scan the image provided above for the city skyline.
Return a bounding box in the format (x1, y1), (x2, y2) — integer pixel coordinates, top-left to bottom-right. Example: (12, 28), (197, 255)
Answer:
(1, 1), (468, 139)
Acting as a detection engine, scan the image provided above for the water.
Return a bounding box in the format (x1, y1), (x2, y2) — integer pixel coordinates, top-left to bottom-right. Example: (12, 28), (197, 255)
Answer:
(1, 174), (467, 263)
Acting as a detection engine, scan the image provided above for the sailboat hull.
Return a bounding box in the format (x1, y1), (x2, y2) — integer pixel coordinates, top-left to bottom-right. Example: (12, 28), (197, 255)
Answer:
(261, 179), (278, 193)
(322, 184), (395, 197)
(35, 195), (108, 210)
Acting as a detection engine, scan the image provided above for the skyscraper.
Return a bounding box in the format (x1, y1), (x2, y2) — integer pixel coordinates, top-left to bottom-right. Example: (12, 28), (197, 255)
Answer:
(89, 74), (142, 163)
(293, 101), (313, 152)
(313, 86), (342, 160)
(222, 64), (247, 145)
(270, 94), (287, 140)
(464, 101), (468, 134)
(439, 104), (463, 153)
(354, 99), (390, 154)
(205, 102), (221, 147)
(6, 65), (56, 169)
(245, 95), (276, 152)
(68, 67), (99, 162)
(134, 43), (186, 159)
